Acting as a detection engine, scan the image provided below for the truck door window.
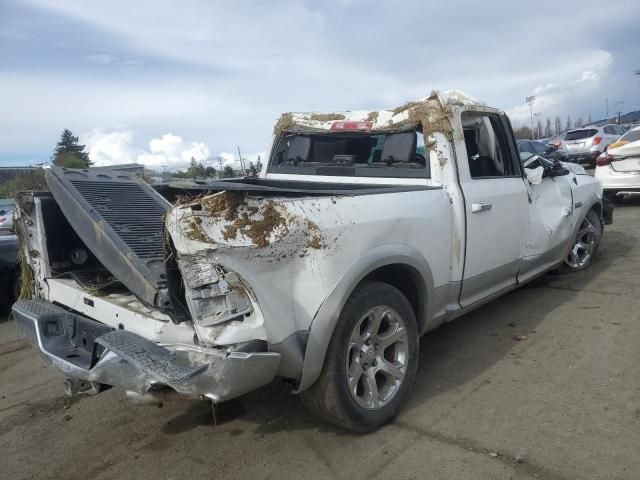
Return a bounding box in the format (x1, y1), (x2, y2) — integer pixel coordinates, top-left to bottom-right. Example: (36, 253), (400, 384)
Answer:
(462, 112), (519, 179)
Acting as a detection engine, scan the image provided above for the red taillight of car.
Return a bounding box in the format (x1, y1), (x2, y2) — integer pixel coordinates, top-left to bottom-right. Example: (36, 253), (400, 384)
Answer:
(330, 121), (373, 131)
(596, 154), (614, 167)
(592, 136), (602, 146)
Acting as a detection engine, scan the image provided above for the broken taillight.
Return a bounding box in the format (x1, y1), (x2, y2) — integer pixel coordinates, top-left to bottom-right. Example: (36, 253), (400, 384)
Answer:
(592, 136), (602, 146)
(330, 121), (373, 131)
(596, 154), (614, 167)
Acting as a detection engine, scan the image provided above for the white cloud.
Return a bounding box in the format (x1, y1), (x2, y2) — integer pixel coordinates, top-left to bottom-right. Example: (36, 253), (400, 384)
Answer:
(139, 133), (209, 170)
(81, 129), (264, 172)
(507, 50), (613, 126)
(80, 129), (136, 166)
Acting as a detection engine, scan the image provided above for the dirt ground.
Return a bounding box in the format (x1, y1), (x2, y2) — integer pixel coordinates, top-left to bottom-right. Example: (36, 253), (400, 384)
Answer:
(1, 199), (639, 480)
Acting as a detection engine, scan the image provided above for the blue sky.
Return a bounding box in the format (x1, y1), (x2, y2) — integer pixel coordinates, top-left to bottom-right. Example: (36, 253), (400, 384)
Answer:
(1, 0), (639, 170)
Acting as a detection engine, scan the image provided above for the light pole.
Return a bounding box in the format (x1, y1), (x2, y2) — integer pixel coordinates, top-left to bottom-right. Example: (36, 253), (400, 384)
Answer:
(526, 96), (536, 140)
(614, 100), (624, 124)
(634, 70), (640, 110)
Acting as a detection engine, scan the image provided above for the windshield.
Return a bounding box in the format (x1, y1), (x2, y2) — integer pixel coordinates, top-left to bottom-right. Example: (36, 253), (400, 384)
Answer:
(565, 129), (597, 141)
(620, 128), (640, 143)
(267, 130), (429, 178)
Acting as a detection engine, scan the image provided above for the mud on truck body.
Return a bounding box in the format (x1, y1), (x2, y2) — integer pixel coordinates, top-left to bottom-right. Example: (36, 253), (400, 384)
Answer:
(13, 90), (611, 431)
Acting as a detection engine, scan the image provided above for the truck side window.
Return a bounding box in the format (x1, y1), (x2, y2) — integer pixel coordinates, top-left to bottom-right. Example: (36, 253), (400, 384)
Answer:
(462, 112), (518, 179)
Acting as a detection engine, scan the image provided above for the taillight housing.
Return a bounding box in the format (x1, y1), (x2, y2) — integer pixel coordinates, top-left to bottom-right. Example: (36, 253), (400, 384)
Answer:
(592, 136), (602, 146)
(596, 154), (614, 167)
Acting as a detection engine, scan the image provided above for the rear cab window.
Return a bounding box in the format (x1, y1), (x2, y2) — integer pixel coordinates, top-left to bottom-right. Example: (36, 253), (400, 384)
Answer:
(268, 128), (429, 179)
(565, 129), (598, 141)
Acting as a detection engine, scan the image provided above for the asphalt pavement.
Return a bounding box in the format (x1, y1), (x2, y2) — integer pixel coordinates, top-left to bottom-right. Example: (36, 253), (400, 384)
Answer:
(1, 198), (639, 480)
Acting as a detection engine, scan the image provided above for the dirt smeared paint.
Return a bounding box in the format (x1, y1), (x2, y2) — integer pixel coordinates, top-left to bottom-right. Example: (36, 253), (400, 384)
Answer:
(222, 200), (289, 248)
(188, 216), (211, 243)
(273, 112), (296, 135)
(366, 111), (379, 123)
(306, 220), (325, 250)
(309, 113), (346, 122)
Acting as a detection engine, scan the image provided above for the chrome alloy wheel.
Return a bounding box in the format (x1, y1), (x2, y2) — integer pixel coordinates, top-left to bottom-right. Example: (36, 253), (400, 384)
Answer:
(565, 216), (597, 268)
(345, 305), (409, 410)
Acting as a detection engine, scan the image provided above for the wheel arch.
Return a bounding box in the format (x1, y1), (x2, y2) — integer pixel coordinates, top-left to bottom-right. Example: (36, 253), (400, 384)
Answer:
(297, 244), (434, 393)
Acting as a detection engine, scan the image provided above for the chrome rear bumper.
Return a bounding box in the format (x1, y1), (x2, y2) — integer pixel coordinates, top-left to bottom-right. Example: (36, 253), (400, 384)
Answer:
(12, 299), (281, 402)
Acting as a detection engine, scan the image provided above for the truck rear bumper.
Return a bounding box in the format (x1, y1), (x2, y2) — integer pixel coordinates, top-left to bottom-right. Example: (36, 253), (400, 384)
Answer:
(12, 299), (281, 402)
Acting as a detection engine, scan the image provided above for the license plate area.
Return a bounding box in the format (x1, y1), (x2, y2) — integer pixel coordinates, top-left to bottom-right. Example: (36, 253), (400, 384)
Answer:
(39, 312), (114, 369)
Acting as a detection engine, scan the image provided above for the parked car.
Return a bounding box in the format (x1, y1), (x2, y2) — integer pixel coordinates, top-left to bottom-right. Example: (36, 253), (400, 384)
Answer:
(547, 133), (566, 151)
(13, 91), (610, 432)
(0, 199), (19, 305)
(595, 125), (640, 201)
(517, 139), (566, 161)
(560, 124), (624, 167)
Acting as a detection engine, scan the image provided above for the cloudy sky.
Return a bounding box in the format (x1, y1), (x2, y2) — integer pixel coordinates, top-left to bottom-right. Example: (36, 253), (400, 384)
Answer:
(1, 0), (639, 170)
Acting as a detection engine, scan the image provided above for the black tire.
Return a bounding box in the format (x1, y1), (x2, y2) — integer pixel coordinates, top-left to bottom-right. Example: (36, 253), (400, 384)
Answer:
(301, 281), (419, 432)
(555, 209), (602, 274)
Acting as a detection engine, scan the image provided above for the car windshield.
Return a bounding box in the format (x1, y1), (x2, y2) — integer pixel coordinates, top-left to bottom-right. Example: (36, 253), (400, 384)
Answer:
(620, 128), (640, 143)
(565, 129), (597, 141)
(268, 130), (429, 178)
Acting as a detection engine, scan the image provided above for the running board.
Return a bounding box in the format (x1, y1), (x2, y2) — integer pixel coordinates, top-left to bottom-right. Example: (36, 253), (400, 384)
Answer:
(45, 166), (171, 308)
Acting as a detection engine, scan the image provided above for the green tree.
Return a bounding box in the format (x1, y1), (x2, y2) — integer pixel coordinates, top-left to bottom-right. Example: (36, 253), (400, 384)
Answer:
(186, 157), (206, 178)
(220, 165), (235, 178)
(248, 162), (258, 176)
(513, 125), (532, 140)
(205, 166), (217, 178)
(52, 129), (92, 167)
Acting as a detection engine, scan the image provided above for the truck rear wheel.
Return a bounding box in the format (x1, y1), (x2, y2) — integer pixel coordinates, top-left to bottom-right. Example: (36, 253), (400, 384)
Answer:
(302, 281), (419, 432)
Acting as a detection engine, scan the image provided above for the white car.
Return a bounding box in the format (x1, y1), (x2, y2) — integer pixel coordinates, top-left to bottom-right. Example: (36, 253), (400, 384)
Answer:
(13, 91), (610, 432)
(595, 125), (640, 201)
(560, 124), (624, 167)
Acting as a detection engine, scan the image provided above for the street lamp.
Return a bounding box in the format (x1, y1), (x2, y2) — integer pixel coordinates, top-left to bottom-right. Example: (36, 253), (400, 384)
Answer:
(526, 96), (536, 140)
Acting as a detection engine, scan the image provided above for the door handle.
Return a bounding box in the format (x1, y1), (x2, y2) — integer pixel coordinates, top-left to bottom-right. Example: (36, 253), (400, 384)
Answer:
(471, 201), (492, 213)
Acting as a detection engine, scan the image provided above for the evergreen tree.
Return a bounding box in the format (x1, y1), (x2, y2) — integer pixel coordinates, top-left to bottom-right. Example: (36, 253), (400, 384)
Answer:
(52, 129), (92, 167)
(220, 165), (235, 178)
(248, 162), (258, 176)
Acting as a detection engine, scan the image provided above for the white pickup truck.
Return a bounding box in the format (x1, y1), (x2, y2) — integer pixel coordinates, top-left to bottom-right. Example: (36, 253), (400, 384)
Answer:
(13, 91), (611, 432)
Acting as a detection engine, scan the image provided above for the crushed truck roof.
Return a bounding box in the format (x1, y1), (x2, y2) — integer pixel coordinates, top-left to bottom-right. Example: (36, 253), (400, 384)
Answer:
(274, 89), (486, 138)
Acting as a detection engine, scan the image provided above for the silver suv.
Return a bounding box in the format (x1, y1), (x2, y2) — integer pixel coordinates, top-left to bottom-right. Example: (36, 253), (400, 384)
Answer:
(560, 124), (624, 166)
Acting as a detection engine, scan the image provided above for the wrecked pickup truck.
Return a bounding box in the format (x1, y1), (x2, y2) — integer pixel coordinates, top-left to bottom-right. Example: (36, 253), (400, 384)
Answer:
(13, 90), (611, 432)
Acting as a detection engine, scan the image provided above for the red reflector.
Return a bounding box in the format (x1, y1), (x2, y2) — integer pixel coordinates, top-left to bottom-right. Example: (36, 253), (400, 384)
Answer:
(330, 121), (373, 131)
(593, 136), (602, 146)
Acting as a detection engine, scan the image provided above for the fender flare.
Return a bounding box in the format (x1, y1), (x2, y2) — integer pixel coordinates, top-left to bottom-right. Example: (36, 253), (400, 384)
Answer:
(296, 244), (435, 392)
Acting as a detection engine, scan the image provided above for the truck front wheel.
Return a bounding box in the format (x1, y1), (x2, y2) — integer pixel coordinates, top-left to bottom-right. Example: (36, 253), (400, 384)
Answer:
(302, 281), (419, 432)
(557, 209), (602, 273)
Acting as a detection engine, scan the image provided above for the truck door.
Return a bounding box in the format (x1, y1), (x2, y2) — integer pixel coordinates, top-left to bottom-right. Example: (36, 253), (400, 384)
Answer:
(458, 111), (529, 307)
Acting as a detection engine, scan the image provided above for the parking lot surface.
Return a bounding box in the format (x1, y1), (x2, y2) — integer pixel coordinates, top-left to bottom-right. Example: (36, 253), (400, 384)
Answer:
(1, 200), (639, 480)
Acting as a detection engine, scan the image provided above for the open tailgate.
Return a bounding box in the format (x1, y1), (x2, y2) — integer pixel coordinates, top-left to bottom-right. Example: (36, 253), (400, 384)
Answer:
(45, 166), (171, 308)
